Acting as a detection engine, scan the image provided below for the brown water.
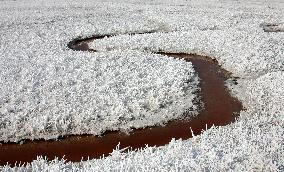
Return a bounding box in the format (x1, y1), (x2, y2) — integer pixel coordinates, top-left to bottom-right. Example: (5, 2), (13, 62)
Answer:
(0, 34), (242, 166)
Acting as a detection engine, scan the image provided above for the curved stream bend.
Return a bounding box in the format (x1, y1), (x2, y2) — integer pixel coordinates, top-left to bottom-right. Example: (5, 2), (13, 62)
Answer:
(0, 32), (242, 166)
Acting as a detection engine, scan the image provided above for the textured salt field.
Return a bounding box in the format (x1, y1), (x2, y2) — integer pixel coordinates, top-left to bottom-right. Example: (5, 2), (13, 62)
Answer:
(1, 0), (284, 171)
(0, 49), (242, 165)
(0, 4), (200, 142)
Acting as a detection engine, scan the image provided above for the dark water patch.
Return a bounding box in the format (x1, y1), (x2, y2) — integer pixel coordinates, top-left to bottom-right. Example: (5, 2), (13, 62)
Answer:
(261, 23), (284, 32)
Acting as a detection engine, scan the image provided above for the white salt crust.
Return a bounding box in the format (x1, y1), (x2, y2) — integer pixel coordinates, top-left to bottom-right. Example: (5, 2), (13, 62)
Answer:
(0, 1), (199, 142)
(1, 0), (284, 171)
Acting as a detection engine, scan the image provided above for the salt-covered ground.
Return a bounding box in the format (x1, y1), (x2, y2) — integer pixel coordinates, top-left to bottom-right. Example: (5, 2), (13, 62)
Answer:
(0, 0), (200, 142)
(1, 0), (284, 171)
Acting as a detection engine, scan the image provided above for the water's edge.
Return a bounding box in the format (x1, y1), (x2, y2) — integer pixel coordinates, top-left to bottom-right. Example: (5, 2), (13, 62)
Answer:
(0, 32), (242, 166)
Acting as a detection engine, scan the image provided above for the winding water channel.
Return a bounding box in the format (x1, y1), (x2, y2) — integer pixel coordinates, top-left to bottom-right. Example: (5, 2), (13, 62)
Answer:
(0, 32), (242, 166)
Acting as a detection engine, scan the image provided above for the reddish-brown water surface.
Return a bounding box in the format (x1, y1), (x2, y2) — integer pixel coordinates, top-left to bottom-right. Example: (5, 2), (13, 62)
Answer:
(0, 33), (242, 166)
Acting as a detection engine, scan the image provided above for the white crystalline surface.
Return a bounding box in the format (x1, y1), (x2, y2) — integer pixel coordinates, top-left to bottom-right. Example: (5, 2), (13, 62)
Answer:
(0, 49), (199, 142)
(0, 2), (199, 142)
(91, 30), (284, 78)
(1, 0), (284, 171)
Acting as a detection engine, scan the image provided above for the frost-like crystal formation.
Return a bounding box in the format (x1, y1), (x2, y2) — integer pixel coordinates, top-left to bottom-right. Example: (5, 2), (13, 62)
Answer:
(0, 1), (199, 142)
(1, 0), (284, 171)
(0, 48), (199, 142)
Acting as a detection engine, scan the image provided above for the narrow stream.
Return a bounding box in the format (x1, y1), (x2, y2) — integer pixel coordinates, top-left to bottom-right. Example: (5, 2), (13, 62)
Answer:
(0, 33), (242, 166)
